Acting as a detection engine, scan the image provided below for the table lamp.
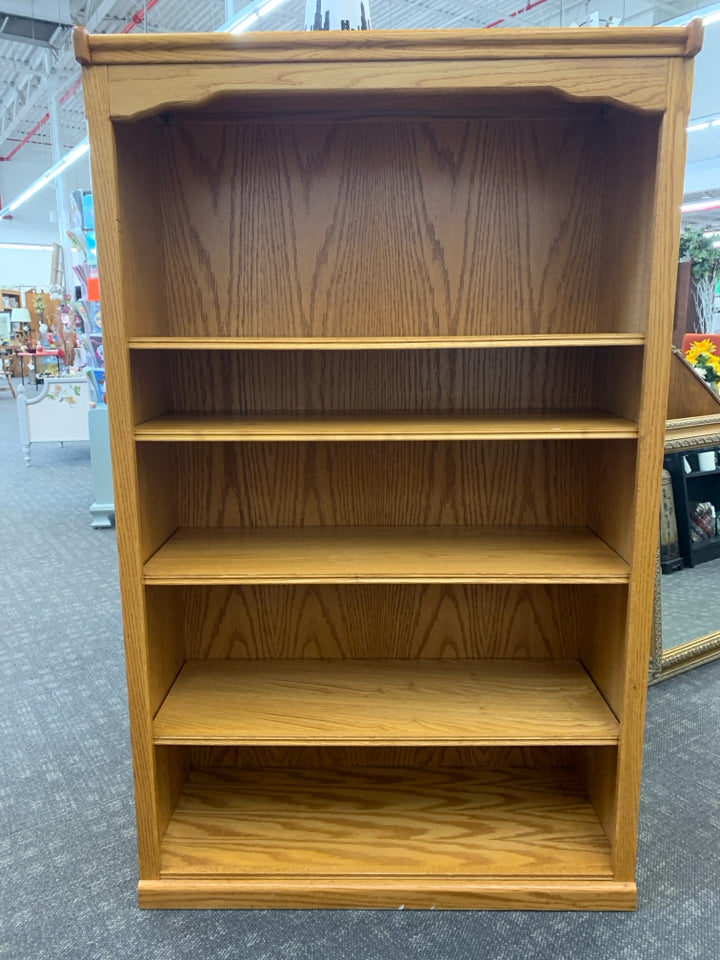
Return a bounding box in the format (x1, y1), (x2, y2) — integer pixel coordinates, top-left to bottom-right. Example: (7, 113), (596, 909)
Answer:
(10, 307), (31, 331)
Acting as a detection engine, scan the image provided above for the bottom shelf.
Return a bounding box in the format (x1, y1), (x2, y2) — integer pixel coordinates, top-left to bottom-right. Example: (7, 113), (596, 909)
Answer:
(690, 537), (720, 565)
(151, 765), (626, 908)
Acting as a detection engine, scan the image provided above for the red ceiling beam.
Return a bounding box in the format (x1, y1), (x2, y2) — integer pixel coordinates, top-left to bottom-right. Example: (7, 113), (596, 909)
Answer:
(486, 0), (553, 30)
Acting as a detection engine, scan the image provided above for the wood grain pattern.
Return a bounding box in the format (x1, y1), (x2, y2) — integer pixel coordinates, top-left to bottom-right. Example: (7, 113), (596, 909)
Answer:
(160, 766), (612, 879)
(598, 112), (659, 335)
(135, 410), (638, 442)
(128, 334), (646, 350)
(79, 24), (699, 64)
(667, 348), (720, 419)
(594, 347), (644, 424)
(576, 746), (618, 849)
(189, 745), (574, 769)
(143, 526), (629, 585)
(587, 440), (639, 565)
(114, 117), (166, 338)
(611, 55), (697, 881)
(135, 443), (178, 563)
(107, 59), (669, 120)
(138, 877), (636, 910)
(153, 659), (619, 746)
(161, 349), (601, 416)
(176, 583), (606, 661)
(578, 586), (628, 718)
(78, 24), (700, 909)
(150, 117), (609, 339)
(81, 64), (166, 878)
(161, 441), (617, 529)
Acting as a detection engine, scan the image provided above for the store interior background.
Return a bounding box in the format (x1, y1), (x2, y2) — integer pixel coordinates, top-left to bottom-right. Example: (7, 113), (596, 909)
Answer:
(1, 3), (720, 957)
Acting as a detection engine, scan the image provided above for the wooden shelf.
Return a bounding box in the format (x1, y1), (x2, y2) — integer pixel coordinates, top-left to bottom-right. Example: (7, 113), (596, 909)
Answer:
(136, 410), (639, 442)
(143, 526), (630, 585)
(159, 765), (613, 881)
(153, 659), (619, 746)
(128, 334), (646, 351)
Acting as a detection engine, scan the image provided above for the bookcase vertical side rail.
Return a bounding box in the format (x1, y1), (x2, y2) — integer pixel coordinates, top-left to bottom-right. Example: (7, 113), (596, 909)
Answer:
(81, 64), (163, 877)
(612, 55), (695, 880)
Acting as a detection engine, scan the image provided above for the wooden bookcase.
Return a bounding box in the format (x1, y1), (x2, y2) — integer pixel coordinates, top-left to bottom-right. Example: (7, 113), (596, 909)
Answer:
(76, 22), (700, 910)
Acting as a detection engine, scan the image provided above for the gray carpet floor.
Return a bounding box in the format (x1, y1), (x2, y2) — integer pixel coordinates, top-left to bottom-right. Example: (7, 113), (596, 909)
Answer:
(1, 384), (719, 959)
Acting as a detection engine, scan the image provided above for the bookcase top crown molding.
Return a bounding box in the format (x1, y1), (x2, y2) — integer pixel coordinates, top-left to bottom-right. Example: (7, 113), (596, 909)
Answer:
(73, 22), (703, 66)
(74, 21), (703, 121)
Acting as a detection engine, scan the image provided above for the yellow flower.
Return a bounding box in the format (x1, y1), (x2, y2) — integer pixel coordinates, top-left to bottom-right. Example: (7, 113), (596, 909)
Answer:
(707, 355), (720, 374)
(686, 339), (717, 363)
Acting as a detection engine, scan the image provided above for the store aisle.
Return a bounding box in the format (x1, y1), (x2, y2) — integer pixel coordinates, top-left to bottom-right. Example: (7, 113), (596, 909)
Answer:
(1, 383), (720, 960)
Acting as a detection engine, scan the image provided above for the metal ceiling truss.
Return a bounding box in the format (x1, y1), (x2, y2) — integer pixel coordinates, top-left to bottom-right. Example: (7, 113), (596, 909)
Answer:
(0, 0), (709, 160)
(0, 0), (119, 152)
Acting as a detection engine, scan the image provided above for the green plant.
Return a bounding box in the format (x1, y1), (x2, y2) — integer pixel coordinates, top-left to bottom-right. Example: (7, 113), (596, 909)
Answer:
(679, 227), (720, 281)
(679, 227), (720, 332)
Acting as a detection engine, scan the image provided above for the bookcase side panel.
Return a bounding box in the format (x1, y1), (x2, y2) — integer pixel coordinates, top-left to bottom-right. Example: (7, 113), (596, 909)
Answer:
(577, 585), (629, 719)
(81, 65), (164, 877)
(611, 57), (696, 880)
(598, 112), (660, 336)
(114, 120), (168, 338)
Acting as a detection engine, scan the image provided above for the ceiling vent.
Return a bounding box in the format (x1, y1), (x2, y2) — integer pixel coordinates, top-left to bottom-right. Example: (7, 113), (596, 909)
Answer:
(0, 10), (71, 48)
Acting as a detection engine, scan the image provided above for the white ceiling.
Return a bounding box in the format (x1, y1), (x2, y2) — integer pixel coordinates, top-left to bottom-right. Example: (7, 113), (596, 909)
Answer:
(0, 0), (718, 228)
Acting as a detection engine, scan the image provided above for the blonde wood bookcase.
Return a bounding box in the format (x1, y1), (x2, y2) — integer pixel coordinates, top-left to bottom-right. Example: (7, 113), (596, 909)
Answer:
(75, 22), (700, 910)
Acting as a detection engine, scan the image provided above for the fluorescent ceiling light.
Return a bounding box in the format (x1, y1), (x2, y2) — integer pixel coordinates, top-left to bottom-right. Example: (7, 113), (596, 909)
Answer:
(258, 0), (285, 15)
(686, 113), (720, 133)
(1, 138), (89, 218)
(1, 2), (292, 220)
(681, 199), (720, 212)
(230, 12), (258, 33)
(224, 0), (289, 33)
(704, 10), (720, 23)
(0, 242), (54, 251)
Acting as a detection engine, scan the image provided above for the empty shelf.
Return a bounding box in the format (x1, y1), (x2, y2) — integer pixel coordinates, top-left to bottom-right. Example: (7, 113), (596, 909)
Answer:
(160, 766), (614, 880)
(135, 410), (639, 442)
(153, 659), (619, 746)
(143, 526), (630, 585)
(129, 334), (646, 350)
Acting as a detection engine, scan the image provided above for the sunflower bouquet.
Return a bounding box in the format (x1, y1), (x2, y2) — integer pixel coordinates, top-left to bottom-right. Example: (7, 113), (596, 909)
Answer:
(685, 338), (720, 392)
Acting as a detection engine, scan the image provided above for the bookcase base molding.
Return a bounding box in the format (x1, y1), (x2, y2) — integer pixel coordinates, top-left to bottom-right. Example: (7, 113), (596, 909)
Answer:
(138, 880), (637, 912)
(76, 22), (700, 910)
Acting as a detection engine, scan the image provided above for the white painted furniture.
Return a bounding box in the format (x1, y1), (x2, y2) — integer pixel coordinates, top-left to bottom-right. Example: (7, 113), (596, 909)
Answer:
(17, 376), (90, 466)
(88, 403), (115, 528)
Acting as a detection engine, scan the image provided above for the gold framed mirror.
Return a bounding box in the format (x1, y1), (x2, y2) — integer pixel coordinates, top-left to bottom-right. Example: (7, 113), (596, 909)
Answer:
(650, 349), (720, 682)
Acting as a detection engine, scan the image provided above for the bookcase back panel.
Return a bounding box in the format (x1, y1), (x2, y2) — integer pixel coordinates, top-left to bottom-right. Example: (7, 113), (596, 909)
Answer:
(156, 348), (611, 415)
(167, 440), (589, 527)
(111, 110), (654, 339)
(173, 583), (594, 659)
(188, 744), (576, 769)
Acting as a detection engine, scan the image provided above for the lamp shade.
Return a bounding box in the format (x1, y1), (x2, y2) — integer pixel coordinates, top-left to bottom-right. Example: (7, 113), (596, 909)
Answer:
(10, 307), (31, 326)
